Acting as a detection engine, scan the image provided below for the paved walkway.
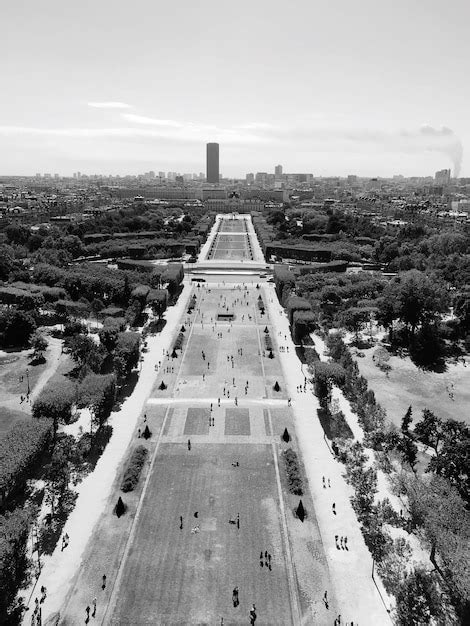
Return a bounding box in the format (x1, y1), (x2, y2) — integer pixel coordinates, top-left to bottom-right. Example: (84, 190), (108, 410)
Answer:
(264, 284), (393, 624)
(26, 281), (194, 622)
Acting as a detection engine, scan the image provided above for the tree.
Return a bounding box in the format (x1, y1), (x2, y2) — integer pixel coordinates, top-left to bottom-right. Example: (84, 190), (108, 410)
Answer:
(427, 420), (470, 503)
(404, 475), (470, 615)
(313, 362), (346, 406)
(296, 499), (306, 522)
(115, 496), (126, 517)
(382, 270), (446, 334)
(90, 298), (105, 328)
(339, 307), (371, 340)
(1, 309), (36, 348)
(33, 377), (76, 429)
(67, 334), (105, 373)
(78, 373), (116, 430)
(30, 330), (48, 361)
(414, 409), (444, 454)
(273, 381), (280, 392)
(401, 406), (413, 434)
(397, 436), (418, 472)
(114, 332), (140, 377)
(98, 324), (119, 353)
(0, 508), (31, 621)
(282, 428), (290, 443)
(396, 568), (442, 625)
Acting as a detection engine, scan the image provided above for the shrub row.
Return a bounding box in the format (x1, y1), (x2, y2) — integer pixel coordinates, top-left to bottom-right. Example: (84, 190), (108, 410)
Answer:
(173, 331), (184, 351)
(121, 445), (148, 492)
(283, 448), (303, 495)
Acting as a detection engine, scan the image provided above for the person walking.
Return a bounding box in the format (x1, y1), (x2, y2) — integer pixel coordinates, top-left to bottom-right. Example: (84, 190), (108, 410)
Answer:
(187, 439), (191, 451)
(102, 574), (107, 590)
(232, 586), (239, 607)
(92, 598), (97, 617)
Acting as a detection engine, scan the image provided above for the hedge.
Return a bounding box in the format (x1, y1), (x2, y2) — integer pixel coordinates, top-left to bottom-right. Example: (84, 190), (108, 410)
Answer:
(0, 418), (53, 501)
(283, 448), (303, 495)
(121, 445), (148, 492)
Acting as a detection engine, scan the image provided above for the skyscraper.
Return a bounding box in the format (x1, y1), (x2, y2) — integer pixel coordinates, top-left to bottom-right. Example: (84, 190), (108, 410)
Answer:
(275, 164), (283, 177)
(206, 143), (219, 183)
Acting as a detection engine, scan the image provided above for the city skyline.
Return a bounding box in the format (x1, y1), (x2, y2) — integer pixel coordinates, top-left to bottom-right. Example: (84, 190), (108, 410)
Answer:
(1, 0), (470, 177)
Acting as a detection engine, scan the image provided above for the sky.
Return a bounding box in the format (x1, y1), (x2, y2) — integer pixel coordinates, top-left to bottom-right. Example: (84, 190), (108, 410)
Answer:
(1, 0), (470, 178)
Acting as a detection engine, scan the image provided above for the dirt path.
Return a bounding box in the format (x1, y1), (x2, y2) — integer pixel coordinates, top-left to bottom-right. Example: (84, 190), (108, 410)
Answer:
(30, 337), (63, 403)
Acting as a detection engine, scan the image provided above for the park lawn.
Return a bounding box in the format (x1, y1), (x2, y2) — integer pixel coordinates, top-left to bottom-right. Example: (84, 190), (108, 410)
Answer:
(353, 347), (470, 427)
(0, 348), (45, 399)
(0, 406), (29, 434)
(111, 443), (295, 625)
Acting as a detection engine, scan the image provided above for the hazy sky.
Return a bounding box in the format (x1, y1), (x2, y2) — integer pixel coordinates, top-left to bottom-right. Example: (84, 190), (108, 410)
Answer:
(1, 0), (469, 177)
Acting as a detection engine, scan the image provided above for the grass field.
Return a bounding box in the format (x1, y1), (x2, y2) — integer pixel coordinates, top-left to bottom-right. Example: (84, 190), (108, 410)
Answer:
(354, 347), (470, 426)
(208, 230), (253, 261)
(111, 443), (294, 625)
(59, 259), (334, 624)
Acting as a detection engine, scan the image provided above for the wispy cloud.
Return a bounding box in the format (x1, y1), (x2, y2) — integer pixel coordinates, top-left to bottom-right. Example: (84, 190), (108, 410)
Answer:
(87, 101), (133, 109)
(0, 120), (462, 173)
(121, 113), (182, 127)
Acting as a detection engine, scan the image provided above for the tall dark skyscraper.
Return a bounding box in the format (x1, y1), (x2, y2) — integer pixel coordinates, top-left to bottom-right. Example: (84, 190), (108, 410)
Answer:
(206, 143), (219, 183)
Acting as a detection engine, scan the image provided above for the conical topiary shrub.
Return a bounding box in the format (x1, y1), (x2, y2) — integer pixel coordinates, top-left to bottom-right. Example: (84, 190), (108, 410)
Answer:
(171, 349), (178, 359)
(115, 496), (126, 518)
(181, 325), (186, 332)
(282, 428), (290, 443)
(268, 350), (274, 359)
(273, 381), (280, 392)
(264, 326), (269, 334)
(296, 499), (306, 522)
(142, 425), (151, 440)
(159, 380), (167, 390)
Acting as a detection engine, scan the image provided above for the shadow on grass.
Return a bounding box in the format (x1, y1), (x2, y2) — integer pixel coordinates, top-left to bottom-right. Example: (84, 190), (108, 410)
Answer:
(317, 408), (354, 440)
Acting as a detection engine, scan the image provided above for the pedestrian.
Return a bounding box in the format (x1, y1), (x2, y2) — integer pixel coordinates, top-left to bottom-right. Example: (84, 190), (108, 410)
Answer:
(86, 605), (90, 618)
(332, 502), (336, 515)
(188, 439), (191, 451)
(344, 536), (348, 549)
(180, 515), (183, 529)
(144, 413), (147, 422)
(218, 397), (220, 407)
(328, 478), (331, 488)
(92, 598), (97, 617)
(232, 586), (239, 607)
(210, 403), (213, 411)
(102, 574), (106, 590)
(340, 536), (344, 549)
(137, 428), (141, 438)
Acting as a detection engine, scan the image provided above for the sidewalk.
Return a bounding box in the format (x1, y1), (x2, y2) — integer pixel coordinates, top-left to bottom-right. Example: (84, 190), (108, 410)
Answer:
(264, 284), (392, 625)
(25, 281), (193, 623)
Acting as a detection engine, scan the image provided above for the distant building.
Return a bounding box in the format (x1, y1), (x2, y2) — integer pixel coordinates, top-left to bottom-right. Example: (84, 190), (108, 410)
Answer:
(435, 169), (451, 185)
(206, 143), (220, 183)
(158, 171), (166, 179)
(347, 175), (357, 183)
(275, 164), (283, 178)
(246, 173), (254, 184)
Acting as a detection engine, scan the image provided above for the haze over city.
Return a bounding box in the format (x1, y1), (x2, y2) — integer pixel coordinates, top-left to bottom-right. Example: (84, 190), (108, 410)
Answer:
(2, 0), (470, 177)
